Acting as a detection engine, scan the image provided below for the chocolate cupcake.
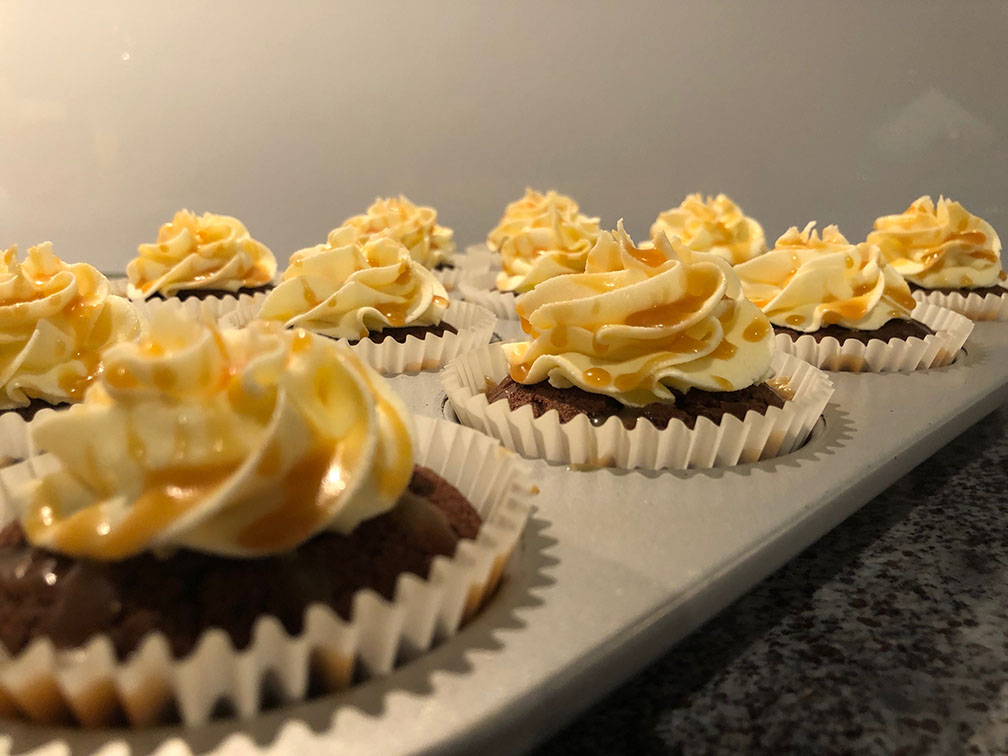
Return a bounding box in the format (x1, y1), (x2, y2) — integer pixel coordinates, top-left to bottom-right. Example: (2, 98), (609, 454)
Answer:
(0, 312), (530, 725)
(241, 225), (495, 374)
(0, 243), (140, 461)
(125, 210), (277, 322)
(867, 196), (1008, 321)
(650, 193), (767, 265)
(343, 195), (460, 290)
(735, 223), (972, 372)
(444, 223), (832, 469)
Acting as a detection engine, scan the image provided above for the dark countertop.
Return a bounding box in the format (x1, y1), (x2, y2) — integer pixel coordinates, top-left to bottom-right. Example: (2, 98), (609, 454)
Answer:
(535, 403), (1008, 756)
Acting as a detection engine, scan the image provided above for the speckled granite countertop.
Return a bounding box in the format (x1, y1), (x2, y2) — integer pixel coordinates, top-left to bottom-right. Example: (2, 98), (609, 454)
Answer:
(536, 403), (1008, 756)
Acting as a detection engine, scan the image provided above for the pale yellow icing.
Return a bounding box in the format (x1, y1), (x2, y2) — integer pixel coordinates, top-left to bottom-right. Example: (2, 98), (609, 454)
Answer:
(505, 223), (774, 406)
(18, 311), (415, 560)
(651, 193), (766, 265)
(496, 204), (601, 293)
(735, 223), (918, 332)
(486, 188), (586, 251)
(867, 196), (1004, 289)
(127, 210), (277, 299)
(0, 243), (140, 409)
(344, 195), (455, 269)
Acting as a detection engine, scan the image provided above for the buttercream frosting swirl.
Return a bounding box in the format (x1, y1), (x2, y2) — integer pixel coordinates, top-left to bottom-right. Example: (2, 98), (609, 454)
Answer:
(16, 311), (415, 560)
(127, 210), (277, 299)
(0, 243), (140, 410)
(506, 222), (774, 407)
(258, 226), (449, 340)
(735, 223), (918, 332)
(486, 188), (586, 251)
(344, 195), (456, 269)
(867, 196), (1005, 289)
(650, 193), (766, 265)
(496, 205), (601, 293)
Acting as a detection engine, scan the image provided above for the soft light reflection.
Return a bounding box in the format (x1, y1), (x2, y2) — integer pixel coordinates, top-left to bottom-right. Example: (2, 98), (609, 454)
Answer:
(322, 463), (346, 498)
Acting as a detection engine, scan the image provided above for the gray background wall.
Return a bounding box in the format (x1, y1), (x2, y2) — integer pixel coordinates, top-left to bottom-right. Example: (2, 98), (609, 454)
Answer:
(1, 1), (1006, 270)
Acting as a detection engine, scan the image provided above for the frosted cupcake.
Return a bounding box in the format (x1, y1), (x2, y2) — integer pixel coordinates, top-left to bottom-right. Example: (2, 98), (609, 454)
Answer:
(461, 190), (600, 319)
(867, 196), (1007, 320)
(244, 226), (494, 374)
(735, 223), (972, 372)
(444, 223), (832, 469)
(343, 195), (459, 288)
(651, 193), (766, 265)
(485, 188), (585, 252)
(0, 312), (529, 725)
(0, 243), (140, 459)
(126, 210), (277, 321)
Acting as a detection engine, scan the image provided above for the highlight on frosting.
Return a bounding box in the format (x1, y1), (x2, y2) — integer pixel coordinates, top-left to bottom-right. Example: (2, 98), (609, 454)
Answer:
(735, 223), (918, 332)
(505, 222), (775, 407)
(486, 188), (588, 252)
(258, 225), (449, 340)
(0, 243), (141, 410)
(343, 195), (456, 269)
(650, 193), (766, 265)
(15, 310), (416, 560)
(496, 204), (601, 294)
(867, 196), (1005, 289)
(127, 210), (277, 299)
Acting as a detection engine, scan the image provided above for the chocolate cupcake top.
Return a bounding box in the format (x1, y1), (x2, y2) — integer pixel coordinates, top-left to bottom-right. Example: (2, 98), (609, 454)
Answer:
(0, 243), (140, 410)
(496, 203), (601, 294)
(486, 188), (587, 252)
(127, 210), (277, 300)
(343, 195), (456, 270)
(735, 223), (917, 333)
(505, 222), (774, 407)
(11, 311), (415, 560)
(867, 196), (1005, 290)
(651, 193), (766, 265)
(259, 226), (450, 340)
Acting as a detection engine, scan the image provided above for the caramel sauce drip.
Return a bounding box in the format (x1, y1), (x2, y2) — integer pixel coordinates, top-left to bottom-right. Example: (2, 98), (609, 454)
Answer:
(432, 295), (449, 309)
(712, 375), (733, 390)
(767, 376), (795, 400)
(743, 319), (769, 342)
(377, 302), (409, 327)
(999, 270), (1007, 282)
(627, 244), (667, 267)
(624, 267), (720, 328)
(583, 367), (611, 387)
(300, 278), (319, 307)
(29, 463), (238, 560)
(890, 288), (917, 311)
(710, 340), (737, 360)
(510, 361), (532, 383)
(786, 314), (805, 327)
(551, 326), (569, 349)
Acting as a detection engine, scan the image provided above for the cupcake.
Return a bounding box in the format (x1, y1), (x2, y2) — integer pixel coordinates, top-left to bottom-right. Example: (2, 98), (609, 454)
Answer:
(485, 188), (585, 252)
(0, 311), (530, 725)
(735, 223), (972, 372)
(343, 195), (459, 289)
(246, 226), (494, 374)
(650, 193), (766, 265)
(444, 223), (833, 469)
(867, 195), (1008, 320)
(461, 190), (600, 320)
(0, 243), (140, 460)
(126, 210), (278, 321)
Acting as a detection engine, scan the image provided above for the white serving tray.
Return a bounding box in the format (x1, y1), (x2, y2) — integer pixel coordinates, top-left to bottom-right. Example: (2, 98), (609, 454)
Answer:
(2, 323), (1007, 756)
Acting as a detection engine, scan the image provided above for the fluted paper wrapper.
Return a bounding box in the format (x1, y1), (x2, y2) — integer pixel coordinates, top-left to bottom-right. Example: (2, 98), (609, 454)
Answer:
(132, 290), (271, 326)
(458, 271), (519, 320)
(462, 244), (497, 273)
(910, 285), (1008, 322)
(0, 407), (63, 465)
(0, 416), (533, 727)
(773, 302), (972, 373)
(219, 300), (496, 376)
(434, 265), (465, 292)
(442, 344), (834, 470)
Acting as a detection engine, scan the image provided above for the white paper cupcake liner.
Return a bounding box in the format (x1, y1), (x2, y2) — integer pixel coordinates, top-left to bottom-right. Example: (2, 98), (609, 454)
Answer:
(132, 289), (272, 327)
(434, 265), (465, 292)
(910, 284), (1008, 322)
(0, 406), (64, 464)
(773, 302), (973, 373)
(458, 271), (520, 320)
(219, 300), (496, 376)
(462, 244), (497, 273)
(107, 276), (129, 298)
(442, 344), (834, 470)
(0, 416), (533, 727)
